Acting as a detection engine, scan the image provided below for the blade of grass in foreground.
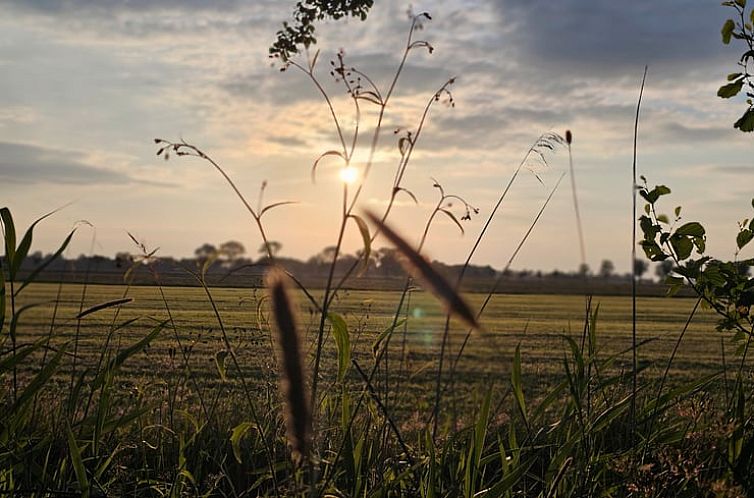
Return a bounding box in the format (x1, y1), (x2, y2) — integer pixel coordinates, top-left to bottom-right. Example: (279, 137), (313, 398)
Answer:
(364, 210), (481, 332)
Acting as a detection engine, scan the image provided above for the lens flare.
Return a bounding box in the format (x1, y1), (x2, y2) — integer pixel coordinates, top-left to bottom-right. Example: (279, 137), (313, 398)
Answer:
(339, 166), (358, 184)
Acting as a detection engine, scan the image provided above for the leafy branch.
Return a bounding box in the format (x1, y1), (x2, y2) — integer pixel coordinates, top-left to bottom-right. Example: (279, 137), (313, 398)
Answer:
(638, 178), (754, 337)
(719, 0), (754, 132)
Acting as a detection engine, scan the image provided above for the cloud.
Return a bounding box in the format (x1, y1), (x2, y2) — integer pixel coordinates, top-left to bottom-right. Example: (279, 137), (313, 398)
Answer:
(0, 141), (167, 186)
(492, 0), (731, 76)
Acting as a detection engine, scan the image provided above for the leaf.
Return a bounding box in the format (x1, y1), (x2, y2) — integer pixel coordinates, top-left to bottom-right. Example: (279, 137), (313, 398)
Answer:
(675, 206), (682, 217)
(737, 229), (754, 249)
(67, 423), (91, 498)
(639, 185), (671, 204)
(11, 209), (58, 279)
(311, 150), (346, 183)
(393, 186), (418, 204)
(260, 201), (297, 218)
(657, 214), (669, 224)
(215, 350), (229, 381)
(722, 19), (736, 44)
(348, 214), (371, 276)
(0, 339), (43, 373)
(440, 209), (464, 235)
(372, 318), (407, 357)
(670, 234), (694, 260)
(718, 80), (744, 98)
(511, 345), (527, 421)
(364, 210), (481, 331)
(16, 229), (76, 294)
(91, 321), (166, 390)
(327, 312), (351, 382)
(11, 345), (64, 416)
(230, 422), (257, 463)
(735, 0), (746, 8)
(76, 298), (134, 319)
(675, 222), (706, 237)
(734, 108), (754, 132)
(728, 72), (744, 81)
(0, 208), (16, 270)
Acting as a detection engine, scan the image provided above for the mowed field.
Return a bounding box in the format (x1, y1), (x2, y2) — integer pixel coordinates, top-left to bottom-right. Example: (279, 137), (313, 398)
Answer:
(9, 282), (729, 418)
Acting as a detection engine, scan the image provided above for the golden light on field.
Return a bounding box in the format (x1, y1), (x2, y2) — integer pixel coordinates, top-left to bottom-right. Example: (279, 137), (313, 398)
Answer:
(339, 165), (358, 184)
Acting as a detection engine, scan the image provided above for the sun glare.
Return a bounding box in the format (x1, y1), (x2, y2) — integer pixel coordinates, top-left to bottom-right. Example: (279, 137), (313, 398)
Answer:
(339, 166), (358, 184)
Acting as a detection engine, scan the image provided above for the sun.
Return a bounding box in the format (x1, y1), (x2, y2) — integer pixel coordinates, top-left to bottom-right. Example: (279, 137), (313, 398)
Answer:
(339, 166), (359, 184)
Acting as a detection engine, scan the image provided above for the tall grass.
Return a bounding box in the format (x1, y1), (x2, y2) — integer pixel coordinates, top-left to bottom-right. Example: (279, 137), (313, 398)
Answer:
(2, 11), (753, 498)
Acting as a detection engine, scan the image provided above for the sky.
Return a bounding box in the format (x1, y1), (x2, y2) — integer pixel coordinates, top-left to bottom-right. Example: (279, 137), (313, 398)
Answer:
(1, 0), (752, 273)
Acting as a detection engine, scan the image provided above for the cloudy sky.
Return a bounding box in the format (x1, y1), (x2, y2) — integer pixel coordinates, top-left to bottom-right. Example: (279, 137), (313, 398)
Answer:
(1, 0), (752, 273)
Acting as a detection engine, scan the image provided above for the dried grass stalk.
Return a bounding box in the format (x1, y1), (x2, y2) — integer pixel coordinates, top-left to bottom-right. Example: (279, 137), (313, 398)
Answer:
(365, 210), (481, 331)
(265, 267), (311, 465)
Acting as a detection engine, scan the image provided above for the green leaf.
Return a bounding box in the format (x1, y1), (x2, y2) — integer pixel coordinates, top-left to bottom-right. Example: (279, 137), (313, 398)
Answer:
(348, 214), (371, 276)
(215, 350), (228, 381)
(675, 222), (705, 237)
(11, 209), (58, 280)
(91, 321), (166, 389)
(67, 423), (90, 498)
(511, 345), (526, 421)
(16, 229), (76, 294)
(11, 346), (64, 416)
(327, 312), (350, 382)
(674, 206), (682, 217)
(75, 298), (134, 319)
(1, 208), (16, 272)
(718, 80), (744, 98)
(734, 108), (754, 132)
(372, 318), (407, 357)
(640, 185), (671, 204)
(722, 19), (736, 44)
(230, 422), (257, 464)
(640, 240), (667, 262)
(737, 229), (754, 249)
(670, 235), (693, 260)
(728, 72), (744, 81)
(657, 214), (669, 224)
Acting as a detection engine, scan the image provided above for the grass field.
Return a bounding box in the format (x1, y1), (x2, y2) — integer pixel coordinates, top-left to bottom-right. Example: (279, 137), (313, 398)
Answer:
(7, 279), (749, 496)
(12, 282), (726, 413)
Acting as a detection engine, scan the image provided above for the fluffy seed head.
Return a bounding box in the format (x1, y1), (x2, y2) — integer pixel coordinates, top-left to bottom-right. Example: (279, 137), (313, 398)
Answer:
(265, 267), (311, 465)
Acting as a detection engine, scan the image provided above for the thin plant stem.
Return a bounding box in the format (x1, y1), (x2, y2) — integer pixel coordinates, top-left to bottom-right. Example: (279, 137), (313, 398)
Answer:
(631, 66), (648, 440)
(431, 134), (563, 437)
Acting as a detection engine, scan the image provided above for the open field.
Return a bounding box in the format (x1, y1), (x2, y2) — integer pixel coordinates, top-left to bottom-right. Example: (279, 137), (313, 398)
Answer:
(11, 282), (727, 410)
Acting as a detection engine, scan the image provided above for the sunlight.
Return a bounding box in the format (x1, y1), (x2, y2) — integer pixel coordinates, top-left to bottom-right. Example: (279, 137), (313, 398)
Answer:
(339, 166), (358, 184)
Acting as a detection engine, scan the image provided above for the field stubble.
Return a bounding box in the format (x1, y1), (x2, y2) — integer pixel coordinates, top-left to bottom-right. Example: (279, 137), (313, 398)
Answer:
(11, 282), (725, 424)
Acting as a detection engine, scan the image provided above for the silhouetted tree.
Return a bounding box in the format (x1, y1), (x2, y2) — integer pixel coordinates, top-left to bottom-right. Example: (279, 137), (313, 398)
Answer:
(634, 258), (649, 279)
(219, 240), (246, 266)
(259, 241), (282, 257)
(599, 259), (615, 278)
(577, 263), (590, 277)
(194, 243), (217, 261)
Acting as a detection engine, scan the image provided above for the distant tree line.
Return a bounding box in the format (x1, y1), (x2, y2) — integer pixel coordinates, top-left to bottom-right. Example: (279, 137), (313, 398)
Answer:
(4, 238), (688, 287)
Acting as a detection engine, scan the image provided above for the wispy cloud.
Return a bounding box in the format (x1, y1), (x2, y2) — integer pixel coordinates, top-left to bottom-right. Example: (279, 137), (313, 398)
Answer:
(0, 141), (170, 186)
